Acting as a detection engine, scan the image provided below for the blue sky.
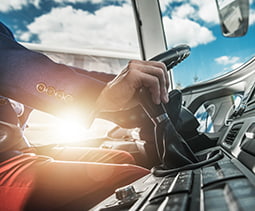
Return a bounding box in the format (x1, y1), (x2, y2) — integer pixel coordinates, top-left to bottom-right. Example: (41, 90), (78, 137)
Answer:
(173, 23), (255, 87)
(160, 0), (255, 87)
(1, 0), (255, 88)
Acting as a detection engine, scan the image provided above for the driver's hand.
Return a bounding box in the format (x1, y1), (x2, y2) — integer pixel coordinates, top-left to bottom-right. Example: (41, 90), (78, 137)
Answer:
(95, 60), (169, 113)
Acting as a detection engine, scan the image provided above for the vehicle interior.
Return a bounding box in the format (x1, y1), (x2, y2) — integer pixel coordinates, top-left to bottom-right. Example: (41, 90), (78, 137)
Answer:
(2, 0), (255, 210)
(92, 0), (255, 210)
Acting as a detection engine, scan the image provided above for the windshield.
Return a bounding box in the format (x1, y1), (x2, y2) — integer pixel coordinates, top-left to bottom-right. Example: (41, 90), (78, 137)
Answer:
(159, 0), (255, 88)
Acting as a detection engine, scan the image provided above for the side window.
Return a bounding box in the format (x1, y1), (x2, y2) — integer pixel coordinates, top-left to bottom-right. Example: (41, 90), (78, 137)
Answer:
(195, 104), (215, 133)
(2, 1), (141, 75)
(195, 94), (243, 133)
(0, 1), (141, 145)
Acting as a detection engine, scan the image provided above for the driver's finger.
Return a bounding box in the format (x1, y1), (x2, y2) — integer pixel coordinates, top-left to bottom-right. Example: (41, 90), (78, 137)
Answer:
(147, 61), (169, 102)
(142, 60), (169, 90)
(137, 71), (161, 105)
(131, 60), (169, 87)
(130, 60), (169, 103)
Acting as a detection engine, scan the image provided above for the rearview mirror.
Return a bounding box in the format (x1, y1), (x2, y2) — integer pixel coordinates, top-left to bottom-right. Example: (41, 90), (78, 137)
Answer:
(215, 0), (249, 37)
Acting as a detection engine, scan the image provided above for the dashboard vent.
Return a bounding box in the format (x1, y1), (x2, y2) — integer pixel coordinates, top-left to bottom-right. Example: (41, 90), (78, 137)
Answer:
(224, 123), (243, 146)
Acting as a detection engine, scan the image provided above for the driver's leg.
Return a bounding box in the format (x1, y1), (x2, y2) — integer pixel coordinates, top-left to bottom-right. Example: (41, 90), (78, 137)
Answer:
(23, 145), (136, 164)
(22, 155), (149, 210)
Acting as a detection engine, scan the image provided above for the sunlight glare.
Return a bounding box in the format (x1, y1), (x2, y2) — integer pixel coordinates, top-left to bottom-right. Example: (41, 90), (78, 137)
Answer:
(55, 118), (91, 143)
(25, 110), (116, 145)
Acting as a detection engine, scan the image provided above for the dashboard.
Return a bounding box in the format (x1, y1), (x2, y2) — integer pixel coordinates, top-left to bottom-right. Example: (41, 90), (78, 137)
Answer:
(92, 82), (255, 211)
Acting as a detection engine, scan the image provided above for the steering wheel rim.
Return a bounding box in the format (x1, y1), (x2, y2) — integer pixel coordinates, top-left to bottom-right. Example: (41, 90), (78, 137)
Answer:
(149, 44), (191, 70)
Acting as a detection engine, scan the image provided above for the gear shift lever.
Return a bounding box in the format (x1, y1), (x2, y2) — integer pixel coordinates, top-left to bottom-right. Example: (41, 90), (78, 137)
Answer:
(138, 87), (198, 169)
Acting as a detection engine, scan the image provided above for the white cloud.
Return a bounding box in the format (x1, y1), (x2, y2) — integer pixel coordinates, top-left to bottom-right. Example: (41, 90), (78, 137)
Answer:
(53, 0), (129, 4)
(161, 0), (219, 25)
(250, 8), (255, 25)
(162, 17), (216, 47)
(190, 0), (219, 24)
(160, 0), (183, 12)
(215, 56), (240, 65)
(0, 0), (129, 12)
(160, 0), (218, 48)
(54, 0), (103, 3)
(18, 31), (31, 41)
(0, 0), (40, 12)
(23, 4), (139, 52)
(172, 4), (195, 19)
(0, 0), (26, 12)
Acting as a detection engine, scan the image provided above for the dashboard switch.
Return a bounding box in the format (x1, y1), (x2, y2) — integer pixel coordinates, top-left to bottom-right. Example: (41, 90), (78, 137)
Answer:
(115, 185), (139, 203)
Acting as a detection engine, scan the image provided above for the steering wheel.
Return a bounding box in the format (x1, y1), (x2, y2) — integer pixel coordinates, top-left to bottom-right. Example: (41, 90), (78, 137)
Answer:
(149, 44), (190, 70)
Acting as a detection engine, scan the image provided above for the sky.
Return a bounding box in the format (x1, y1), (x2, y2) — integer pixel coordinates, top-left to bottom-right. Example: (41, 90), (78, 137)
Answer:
(1, 0), (255, 87)
(160, 0), (255, 87)
(0, 0), (139, 52)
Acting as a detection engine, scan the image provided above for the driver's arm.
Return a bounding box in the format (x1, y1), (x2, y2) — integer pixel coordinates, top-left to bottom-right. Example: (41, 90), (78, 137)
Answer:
(0, 22), (169, 127)
(0, 22), (107, 126)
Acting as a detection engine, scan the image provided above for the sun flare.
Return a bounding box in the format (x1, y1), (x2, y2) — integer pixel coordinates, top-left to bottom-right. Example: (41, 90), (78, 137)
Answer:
(24, 110), (115, 145)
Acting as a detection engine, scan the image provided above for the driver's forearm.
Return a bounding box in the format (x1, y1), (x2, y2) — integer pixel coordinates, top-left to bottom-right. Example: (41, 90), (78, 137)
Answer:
(0, 34), (106, 125)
